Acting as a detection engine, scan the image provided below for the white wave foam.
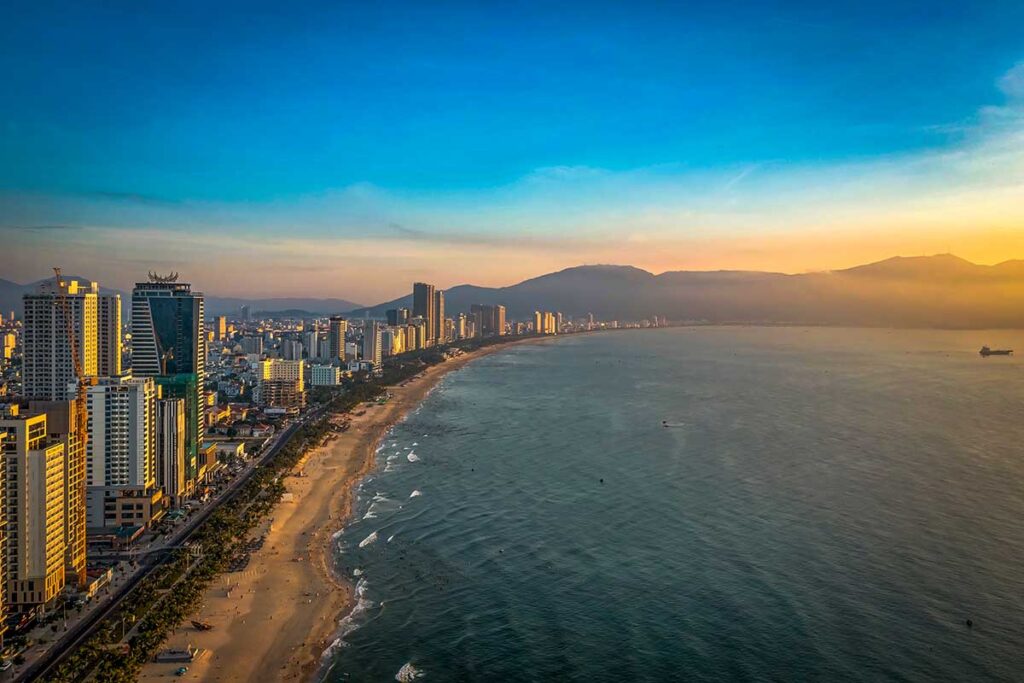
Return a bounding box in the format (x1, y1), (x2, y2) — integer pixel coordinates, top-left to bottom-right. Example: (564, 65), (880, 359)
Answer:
(387, 534), (395, 543)
(395, 662), (424, 681)
(412, 442), (418, 446)
(353, 567), (363, 577)
(358, 531), (378, 548)
(407, 452), (420, 462)
(323, 577), (376, 656)
(409, 490), (423, 498)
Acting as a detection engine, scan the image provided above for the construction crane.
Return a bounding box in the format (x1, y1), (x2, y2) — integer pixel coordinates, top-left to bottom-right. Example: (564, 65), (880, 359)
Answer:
(52, 267), (89, 587)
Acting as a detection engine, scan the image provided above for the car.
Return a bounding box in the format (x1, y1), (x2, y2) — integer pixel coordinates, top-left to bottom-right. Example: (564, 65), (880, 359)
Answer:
(175, 666), (189, 676)
(0, 660), (12, 671)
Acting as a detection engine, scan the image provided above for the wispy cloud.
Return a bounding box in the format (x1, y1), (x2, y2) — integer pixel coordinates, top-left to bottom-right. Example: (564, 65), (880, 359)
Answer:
(9, 224), (82, 231)
(3, 63), (1024, 300)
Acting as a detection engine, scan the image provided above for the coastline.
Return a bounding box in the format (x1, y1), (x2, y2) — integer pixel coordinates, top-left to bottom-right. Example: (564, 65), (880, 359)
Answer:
(138, 337), (547, 682)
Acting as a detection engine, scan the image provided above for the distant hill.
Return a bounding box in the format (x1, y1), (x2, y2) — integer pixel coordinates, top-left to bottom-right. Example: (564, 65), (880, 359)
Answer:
(9, 255), (1024, 328)
(203, 297), (362, 317)
(348, 255), (1024, 329)
(0, 278), (361, 320)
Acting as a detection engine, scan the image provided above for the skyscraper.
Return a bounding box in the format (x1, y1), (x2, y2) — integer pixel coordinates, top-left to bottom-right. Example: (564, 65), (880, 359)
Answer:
(85, 376), (158, 528)
(97, 293), (122, 377)
(303, 329), (321, 360)
(156, 397), (186, 506)
(470, 304), (507, 337)
(434, 290), (445, 344)
(0, 430), (5, 642)
(27, 399), (88, 587)
(362, 323), (382, 368)
(412, 283), (436, 346)
(22, 280), (99, 401)
(215, 315), (227, 341)
(131, 274), (204, 485)
(0, 405), (67, 610)
(329, 316), (348, 362)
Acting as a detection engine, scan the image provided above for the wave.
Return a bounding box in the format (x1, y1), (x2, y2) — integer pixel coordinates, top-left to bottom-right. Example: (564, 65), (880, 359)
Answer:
(407, 452), (421, 463)
(358, 531), (378, 548)
(409, 490), (423, 498)
(395, 662), (425, 681)
(322, 578), (375, 658)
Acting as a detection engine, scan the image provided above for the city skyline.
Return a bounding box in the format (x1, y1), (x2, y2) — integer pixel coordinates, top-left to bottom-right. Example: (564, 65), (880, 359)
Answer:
(2, 2), (1024, 301)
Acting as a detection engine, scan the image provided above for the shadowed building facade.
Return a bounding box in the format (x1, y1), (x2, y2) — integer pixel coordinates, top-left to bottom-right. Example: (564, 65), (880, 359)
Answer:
(131, 277), (205, 484)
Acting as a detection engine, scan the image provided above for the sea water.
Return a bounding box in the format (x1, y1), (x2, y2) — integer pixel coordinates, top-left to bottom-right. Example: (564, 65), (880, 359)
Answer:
(326, 327), (1024, 681)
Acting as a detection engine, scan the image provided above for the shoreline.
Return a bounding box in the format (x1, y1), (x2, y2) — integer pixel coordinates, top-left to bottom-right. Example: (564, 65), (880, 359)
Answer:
(138, 337), (548, 682)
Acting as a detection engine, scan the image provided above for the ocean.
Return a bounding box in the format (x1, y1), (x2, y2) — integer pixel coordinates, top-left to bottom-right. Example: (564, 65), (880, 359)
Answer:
(324, 327), (1024, 682)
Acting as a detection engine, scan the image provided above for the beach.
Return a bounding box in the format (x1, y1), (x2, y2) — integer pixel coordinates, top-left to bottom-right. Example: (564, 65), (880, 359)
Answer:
(138, 342), (536, 682)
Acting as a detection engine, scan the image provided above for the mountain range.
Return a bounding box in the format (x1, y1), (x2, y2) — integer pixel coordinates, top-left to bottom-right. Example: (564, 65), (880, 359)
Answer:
(4, 254), (1024, 328)
(350, 254), (1024, 329)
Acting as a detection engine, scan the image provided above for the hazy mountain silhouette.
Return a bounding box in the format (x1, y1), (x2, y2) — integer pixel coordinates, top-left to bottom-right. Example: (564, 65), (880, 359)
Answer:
(349, 255), (1024, 329)
(7, 255), (1024, 327)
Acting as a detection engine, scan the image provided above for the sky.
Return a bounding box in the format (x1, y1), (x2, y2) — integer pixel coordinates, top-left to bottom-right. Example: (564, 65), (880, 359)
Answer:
(2, 0), (1024, 303)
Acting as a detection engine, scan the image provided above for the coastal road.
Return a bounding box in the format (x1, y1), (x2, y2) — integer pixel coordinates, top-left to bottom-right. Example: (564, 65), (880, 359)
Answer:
(16, 406), (327, 683)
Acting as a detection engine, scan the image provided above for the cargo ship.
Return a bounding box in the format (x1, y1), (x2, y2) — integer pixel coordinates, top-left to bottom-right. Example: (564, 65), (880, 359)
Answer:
(979, 346), (1013, 357)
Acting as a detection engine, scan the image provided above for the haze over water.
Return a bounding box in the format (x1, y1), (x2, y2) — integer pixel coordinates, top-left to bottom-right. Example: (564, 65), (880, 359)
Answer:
(329, 327), (1024, 681)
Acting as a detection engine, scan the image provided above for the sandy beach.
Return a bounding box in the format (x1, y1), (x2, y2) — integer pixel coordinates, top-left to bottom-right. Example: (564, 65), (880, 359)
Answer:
(139, 342), (537, 682)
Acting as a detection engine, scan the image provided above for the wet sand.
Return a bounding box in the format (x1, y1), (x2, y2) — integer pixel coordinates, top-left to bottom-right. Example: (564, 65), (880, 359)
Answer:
(139, 341), (541, 681)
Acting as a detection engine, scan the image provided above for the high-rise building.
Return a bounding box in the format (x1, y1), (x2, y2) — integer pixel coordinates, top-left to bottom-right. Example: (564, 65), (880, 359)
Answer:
(22, 280), (99, 401)
(412, 283), (436, 346)
(533, 311), (543, 334)
(131, 275), (204, 486)
(329, 317), (348, 362)
(456, 313), (467, 340)
(153, 374), (198, 487)
(493, 305), (506, 336)
(362, 323), (382, 368)
(26, 399), (87, 587)
(241, 336), (264, 355)
(471, 304), (506, 337)
(85, 375), (159, 528)
(213, 315), (227, 341)
(281, 338), (303, 361)
(408, 319), (427, 350)
(256, 360), (306, 409)
(544, 312), (557, 334)
(240, 305), (251, 322)
(310, 365), (341, 386)
(434, 290), (446, 344)
(97, 293), (122, 377)
(0, 429), (5, 642)
(0, 333), (15, 361)
(303, 329), (321, 359)
(156, 397), (187, 506)
(0, 405), (66, 610)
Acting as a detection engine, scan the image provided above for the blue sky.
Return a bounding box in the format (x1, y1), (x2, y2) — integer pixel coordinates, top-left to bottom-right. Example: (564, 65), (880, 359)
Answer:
(2, 1), (1023, 300)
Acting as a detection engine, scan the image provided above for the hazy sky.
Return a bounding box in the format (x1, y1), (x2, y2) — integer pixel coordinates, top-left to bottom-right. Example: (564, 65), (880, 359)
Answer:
(2, 1), (1024, 303)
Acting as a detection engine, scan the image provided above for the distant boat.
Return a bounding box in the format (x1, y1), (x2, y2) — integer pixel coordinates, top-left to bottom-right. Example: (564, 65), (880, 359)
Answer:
(980, 346), (1013, 357)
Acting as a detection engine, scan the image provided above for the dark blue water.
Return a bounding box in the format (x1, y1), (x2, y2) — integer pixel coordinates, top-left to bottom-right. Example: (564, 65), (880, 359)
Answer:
(325, 327), (1024, 682)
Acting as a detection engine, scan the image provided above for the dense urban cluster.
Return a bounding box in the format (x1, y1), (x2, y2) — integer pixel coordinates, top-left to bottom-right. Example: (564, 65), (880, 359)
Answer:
(0, 272), (666, 677)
